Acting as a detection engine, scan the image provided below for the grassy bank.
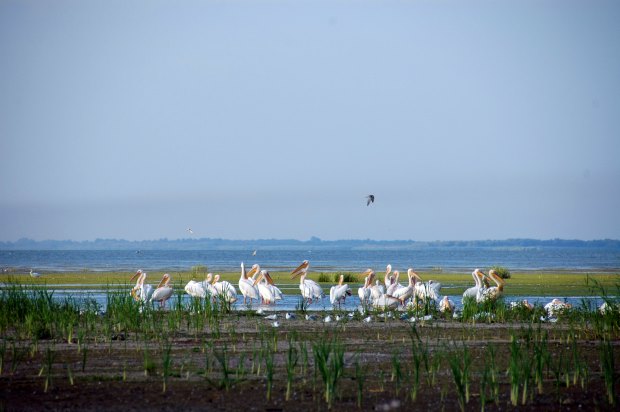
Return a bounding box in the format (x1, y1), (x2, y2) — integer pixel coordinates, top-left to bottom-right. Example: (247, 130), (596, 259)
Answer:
(2, 271), (618, 296)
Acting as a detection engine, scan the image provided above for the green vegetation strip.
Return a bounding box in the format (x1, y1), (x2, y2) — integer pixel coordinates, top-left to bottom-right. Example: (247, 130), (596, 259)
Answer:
(1, 271), (618, 296)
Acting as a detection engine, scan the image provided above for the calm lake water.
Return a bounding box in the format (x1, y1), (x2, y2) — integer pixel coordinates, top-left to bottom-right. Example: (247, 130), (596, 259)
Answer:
(2, 247), (620, 273)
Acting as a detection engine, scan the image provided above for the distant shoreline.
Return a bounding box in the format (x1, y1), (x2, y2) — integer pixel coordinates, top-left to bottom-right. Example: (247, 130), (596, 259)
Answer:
(1, 237), (619, 251)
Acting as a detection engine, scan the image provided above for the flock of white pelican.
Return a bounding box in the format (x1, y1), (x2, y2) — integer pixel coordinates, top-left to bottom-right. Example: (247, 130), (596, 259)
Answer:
(127, 261), (612, 318)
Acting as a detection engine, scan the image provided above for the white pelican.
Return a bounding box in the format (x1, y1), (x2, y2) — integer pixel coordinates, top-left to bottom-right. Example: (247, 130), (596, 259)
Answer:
(358, 272), (372, 305)
(476, 270), (505, 303)
(290, 260), (324, 303)
(253, 270), (282, 304)
(544, 298), (572, 317)
(330, 274), (352, 307)
(390, 270), (419, 305)
(371, 279), (385, 302)
(30, 269), (41, 278)
(386, 270), (401, 296)
(130, 270), (154, 302)
(185, 272), (214, 299)
(151, 273), (173, 308)
(212, 274), (238, 303)
(383, 264), (393, 289)
(412, 270), (442, 303)
(439, 296), (455, 313)
(373, 293), (400, 311)
(238, 262), (260, 304)
(463, 269), (486, 299)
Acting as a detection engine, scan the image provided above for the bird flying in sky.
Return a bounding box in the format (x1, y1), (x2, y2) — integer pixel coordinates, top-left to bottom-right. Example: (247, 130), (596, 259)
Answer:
(187, 228), (194, 235)
(366, 195), (375, 206)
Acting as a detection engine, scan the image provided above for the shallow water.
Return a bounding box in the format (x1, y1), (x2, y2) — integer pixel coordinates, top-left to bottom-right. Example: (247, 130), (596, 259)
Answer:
(49, 288), (606, 313)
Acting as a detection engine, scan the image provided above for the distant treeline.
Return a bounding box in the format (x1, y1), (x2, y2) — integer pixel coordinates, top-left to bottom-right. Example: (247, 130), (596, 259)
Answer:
(0, 237), (618, 251)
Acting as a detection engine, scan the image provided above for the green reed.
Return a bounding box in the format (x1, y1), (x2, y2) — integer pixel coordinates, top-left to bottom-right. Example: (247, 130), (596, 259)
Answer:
(312, 335), (345, 407)
(161, 340), (173, 392)
(213, 344), (235, 391)
(408, 327), (424, 401)
(390, 350), (403, 395)
(532, 328), (550, 395)
(599, 338), (616, 406)
(264, 346), (275, 401)
(40, 346), (55, 393)
(354, 355), (367, 409)
(285, 337), (299, 401)
(447, 344), (471, 412)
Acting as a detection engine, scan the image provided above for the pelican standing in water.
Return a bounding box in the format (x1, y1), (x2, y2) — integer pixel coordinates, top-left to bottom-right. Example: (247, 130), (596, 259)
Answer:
(390, 269), (419, 306)
(151, 273), (173, 308)
(253, 270), (283, 304)
(130, 270), (154, 302)
(463, 269), (486, 300)
(185, 272), (213, 299)
(212, 274), (238, 303)
(371, 279), (386, 303)
(290, 260), (324, 304)
(330, 274), (352, 307)
(476, 270), (505, 303)
(383, 264), (393, 289)
(358, 270), (373, 305)
(238, 262), (260, 305)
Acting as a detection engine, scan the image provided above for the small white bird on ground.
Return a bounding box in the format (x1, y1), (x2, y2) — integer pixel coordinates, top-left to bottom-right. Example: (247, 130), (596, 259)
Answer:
(264, 314), (278, 320)
(30, 269), (41, 278)
(363, 316), (372, 323)
(285, 312), (296, 320)
(272, 321), (279, 328)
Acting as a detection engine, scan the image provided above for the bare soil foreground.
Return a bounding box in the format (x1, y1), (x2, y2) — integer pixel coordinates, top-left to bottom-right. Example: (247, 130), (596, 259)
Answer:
(1, 306), (619, 412)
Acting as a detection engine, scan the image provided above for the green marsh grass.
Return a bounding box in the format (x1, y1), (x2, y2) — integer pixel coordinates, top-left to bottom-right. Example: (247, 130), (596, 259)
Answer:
(161, 340), (173, 392)
(312, 335), (345, 407)
(447, 344), (471, 412)
(599, 338), (616, 406)
(285, 336), (299, 401)
(264, 345), (275, 401)
(354, 355), (367, 409)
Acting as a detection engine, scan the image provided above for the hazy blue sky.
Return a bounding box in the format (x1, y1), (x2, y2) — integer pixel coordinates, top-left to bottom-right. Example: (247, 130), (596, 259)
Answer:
(1, 0), (619, 242)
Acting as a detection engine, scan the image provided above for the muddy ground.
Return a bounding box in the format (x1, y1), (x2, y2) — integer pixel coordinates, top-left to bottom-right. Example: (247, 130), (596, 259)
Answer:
(1, 314), (619, 411)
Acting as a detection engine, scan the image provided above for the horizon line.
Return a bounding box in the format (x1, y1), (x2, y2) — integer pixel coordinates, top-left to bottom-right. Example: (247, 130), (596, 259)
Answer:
(2, 237), (619, 243)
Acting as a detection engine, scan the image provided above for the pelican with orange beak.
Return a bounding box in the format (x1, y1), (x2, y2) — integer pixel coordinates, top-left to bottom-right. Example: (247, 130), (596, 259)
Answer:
(463, 269), (486, 299)
(130, 269), (154, 302)
(476, 269), (505, 303)
(290, 260), (324, 304)
(150, 273), (173, 308)
(253, 270), (283, 304)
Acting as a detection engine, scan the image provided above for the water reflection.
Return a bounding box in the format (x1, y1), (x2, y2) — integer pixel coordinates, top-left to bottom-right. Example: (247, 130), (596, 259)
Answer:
(49, 289), (606, 313)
